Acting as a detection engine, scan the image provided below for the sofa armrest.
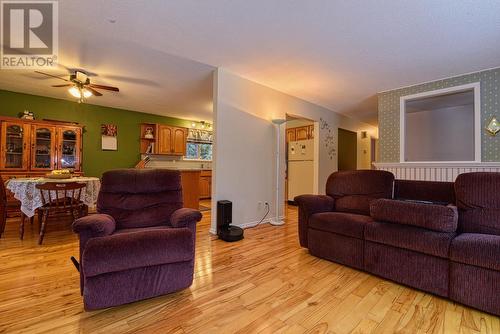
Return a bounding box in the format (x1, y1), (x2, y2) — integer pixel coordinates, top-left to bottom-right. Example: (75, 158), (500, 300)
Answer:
(170, 208), (202, 228)
(294, 195), (335, 247)
(72, 214), (116, 237)
(82, 228), (194, 278)
(370, 199), (458, 233)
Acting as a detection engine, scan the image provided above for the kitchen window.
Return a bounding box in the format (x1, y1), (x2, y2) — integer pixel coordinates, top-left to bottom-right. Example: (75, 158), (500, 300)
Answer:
(186, 142), (212, 160)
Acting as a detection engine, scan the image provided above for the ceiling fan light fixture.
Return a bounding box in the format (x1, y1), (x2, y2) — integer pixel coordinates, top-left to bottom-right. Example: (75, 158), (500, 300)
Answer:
(68, 86), (81, 98)
(82, 88), (92, 98)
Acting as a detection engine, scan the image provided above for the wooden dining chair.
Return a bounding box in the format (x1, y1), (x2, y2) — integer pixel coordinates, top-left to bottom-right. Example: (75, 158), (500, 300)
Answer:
(34, 182), (87, 245)
(1, 179), (27, 239)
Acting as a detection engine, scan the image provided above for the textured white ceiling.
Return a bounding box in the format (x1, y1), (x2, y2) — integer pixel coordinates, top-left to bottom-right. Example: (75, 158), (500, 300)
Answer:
(1, 0), (499, 125)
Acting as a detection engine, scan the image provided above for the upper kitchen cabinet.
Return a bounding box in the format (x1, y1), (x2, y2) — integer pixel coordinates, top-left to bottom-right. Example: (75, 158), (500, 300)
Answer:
(286, 125), (314, 143)
(295, 126), (309, 140)
(308, 125), (314, 139)
(156, 125), (187, 156)
(286, 128), (296, 143)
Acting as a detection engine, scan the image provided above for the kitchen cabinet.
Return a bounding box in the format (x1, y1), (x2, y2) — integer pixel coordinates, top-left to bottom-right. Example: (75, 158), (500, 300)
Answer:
(308, 125), (314, 139)
(286, 128), (296, 143)
(295, 126), (309, 140)
(154, 125), (187, 156)
(180, 170), (201, 209)
(172, 127), (187, 155)
(199, 170), (212, 199)
(286, 125), (314, 142)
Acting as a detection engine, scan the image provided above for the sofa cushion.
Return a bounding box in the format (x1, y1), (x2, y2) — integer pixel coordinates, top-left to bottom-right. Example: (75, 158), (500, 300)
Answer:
(449, 233), (500, 271)
(309, 212), (374, 239)
(325, 170), (394, 215)
(394, 179), (455, 205)
(370, 199), (458, 233)
(97, 169), (183, 229)
(455, 172), (500, 235)
(365, 221), (456, 258)
(83, 227), (193, 277)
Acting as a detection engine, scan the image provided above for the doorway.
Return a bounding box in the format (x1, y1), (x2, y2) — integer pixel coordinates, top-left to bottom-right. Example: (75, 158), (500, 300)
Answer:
(285, 115), (318, 205)
(338, 128), (357, 171)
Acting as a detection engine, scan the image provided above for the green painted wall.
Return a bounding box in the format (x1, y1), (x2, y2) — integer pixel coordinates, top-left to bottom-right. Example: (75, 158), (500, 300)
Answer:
(0, 89), (197, 177)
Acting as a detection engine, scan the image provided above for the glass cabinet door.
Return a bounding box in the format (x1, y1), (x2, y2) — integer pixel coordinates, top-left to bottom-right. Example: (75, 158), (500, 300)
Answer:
(31, 126), (55, 170)
(1, 122), (28, 170)
(58, 128), (80, 170)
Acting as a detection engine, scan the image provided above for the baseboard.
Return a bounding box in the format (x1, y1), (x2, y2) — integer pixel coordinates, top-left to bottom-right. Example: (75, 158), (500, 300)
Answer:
(209, 215), (285, 235)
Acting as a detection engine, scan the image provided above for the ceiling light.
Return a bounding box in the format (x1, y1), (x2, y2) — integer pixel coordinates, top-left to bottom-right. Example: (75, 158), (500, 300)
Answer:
(82, 88), (92, 98)
(68, 86), (81, 98)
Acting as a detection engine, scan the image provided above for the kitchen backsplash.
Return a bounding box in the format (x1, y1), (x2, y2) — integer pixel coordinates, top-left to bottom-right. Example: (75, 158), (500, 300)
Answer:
(143, 155), (212, 170)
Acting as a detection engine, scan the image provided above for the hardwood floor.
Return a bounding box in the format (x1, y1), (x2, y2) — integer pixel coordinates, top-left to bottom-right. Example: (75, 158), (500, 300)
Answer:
(0, 206), (498, 333)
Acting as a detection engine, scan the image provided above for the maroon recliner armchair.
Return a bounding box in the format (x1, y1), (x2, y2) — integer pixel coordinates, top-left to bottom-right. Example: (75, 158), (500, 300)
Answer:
(72, 169), (202, 310)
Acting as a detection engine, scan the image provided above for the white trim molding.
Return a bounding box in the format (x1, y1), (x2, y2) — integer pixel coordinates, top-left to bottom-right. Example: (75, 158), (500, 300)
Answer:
(399, 82), (481, 163)
(373, 162), (500, 182)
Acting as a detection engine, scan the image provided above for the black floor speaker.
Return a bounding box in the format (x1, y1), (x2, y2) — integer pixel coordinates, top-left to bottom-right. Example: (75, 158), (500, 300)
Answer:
(217, 200), (244, 242)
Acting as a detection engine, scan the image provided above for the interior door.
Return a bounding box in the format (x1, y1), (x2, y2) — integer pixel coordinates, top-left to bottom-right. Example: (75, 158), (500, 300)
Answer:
(172, 127), (187, 155)
(338, 128), (357, 171)
(31, 125), (56, 171)
(0, 122), (30, 170)
(157, 125), (173, 154)
(57, 127), (81, 171)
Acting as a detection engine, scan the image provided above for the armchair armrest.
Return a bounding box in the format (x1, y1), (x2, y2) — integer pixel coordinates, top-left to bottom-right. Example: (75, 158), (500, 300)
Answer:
(72, 214), (116, 237)
(170, 208), (202, 228)
(294, 195), (335, 247)
(82, 228), (194, 277)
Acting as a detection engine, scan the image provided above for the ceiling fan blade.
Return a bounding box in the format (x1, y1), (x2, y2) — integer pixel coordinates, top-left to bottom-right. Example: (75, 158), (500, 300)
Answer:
(35, 70), (69, 81)
(52, 84), (73, 87)
(85, 87), (103, 97)
(88, 84), (119, 92)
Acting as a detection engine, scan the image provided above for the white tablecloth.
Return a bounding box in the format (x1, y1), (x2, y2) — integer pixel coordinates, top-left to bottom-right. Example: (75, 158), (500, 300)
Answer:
(6, 177), (101, 217)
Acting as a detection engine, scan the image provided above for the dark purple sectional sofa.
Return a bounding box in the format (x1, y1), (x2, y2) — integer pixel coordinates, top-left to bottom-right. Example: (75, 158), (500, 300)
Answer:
(295, 170), (500, 316)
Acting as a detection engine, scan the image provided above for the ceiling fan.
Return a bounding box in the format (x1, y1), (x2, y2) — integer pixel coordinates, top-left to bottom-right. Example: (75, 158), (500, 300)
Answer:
(35, 70), (119, 102)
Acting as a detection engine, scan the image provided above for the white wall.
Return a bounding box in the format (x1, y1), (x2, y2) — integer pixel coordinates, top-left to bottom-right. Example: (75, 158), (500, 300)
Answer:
(405, 105), (474, 162)
(211, 68), (376, 232)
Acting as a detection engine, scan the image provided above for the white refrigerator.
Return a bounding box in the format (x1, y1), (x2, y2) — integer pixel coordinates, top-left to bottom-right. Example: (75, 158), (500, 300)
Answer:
(288, 139), (314, 201)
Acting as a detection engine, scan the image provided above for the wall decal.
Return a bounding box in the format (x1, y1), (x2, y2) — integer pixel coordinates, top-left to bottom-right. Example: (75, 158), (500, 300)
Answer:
(320, 118), (336, 160)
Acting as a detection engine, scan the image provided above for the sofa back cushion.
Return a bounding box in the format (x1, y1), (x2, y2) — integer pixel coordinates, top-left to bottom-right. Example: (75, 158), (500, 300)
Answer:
(326, 170), (394, 215)
(97, 169), (183, 229)
(394, 179), (455, 204)
(370, 199), (458, 233)
(455, 172), (500, 235)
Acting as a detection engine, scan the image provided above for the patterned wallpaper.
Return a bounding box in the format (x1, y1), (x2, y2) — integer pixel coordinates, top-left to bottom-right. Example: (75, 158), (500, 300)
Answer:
(378, 67), (500, 162)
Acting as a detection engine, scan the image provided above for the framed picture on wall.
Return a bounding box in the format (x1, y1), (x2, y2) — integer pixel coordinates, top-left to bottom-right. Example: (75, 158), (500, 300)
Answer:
(101, 124), (117, 150)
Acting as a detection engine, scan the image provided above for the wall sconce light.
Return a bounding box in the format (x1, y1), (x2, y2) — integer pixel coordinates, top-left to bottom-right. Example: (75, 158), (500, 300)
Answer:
(191, 122), (196, 128)
(486, 116), (500, 136)
(361, 131), (367, 139)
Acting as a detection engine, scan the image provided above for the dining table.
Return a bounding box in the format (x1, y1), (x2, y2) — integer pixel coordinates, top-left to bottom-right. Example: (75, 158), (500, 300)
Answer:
(6, 176), (101, 218)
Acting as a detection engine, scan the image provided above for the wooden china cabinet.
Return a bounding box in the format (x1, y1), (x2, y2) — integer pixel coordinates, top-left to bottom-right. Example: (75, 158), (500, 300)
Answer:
(0, 116), (83, 215)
